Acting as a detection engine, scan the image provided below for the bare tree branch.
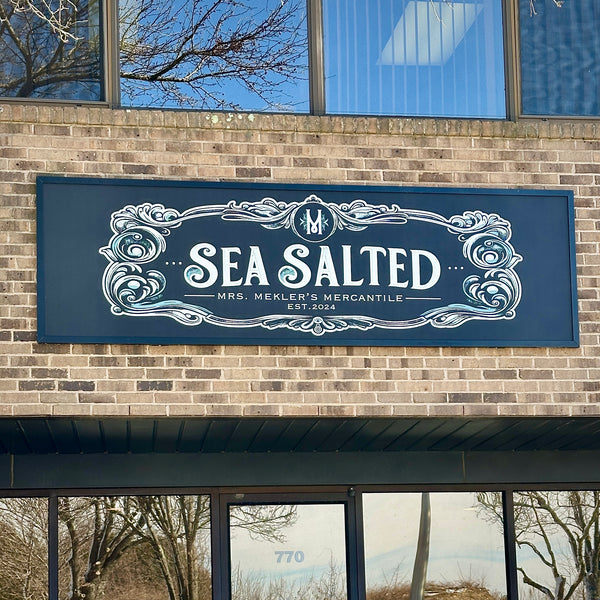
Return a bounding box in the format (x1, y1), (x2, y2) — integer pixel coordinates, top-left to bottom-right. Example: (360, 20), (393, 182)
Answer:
(2, 0), (83, 41)
(479, 492), (600, 600)
(119, 0), (307, 108)
(1, 0), (307, 108)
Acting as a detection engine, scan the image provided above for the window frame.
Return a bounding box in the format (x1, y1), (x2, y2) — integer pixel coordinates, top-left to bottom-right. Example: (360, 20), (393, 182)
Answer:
(221, 491), (359, 600)
(0, 0), (107, 105)
(515, 0), (600, 119)
(3, 484), (600, 599)
(1, 0), (596, 120)
(6, 483), (595, 600)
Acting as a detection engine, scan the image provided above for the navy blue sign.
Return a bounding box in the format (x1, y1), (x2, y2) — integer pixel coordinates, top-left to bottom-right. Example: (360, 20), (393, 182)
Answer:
(37, 177), (578, 346)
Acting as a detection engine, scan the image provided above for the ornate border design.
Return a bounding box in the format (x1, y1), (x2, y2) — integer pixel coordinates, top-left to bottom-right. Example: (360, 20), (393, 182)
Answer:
(100, 195), (522, 336)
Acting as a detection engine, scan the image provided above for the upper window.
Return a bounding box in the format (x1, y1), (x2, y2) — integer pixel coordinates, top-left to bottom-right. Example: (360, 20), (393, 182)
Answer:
(519, 0), (600, 116)
(0, 0), (102, 100)
(323, 0), (506, 118)
(1, 0), (599, 119)
(119, 0), (309, 111)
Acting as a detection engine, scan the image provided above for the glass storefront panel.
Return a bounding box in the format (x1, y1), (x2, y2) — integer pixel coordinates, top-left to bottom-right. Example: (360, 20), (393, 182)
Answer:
(520, 0), (600, 116)
(58, 495), (211, 600)
(323, 0), (506, 118)
(364, 492), (507, 599)
(514, 491), (600, 600)
(0, 0), (102, 100)
(12, 487), (600, 600)
(230, 503), (347, 600)
(0, 497), (48, 600)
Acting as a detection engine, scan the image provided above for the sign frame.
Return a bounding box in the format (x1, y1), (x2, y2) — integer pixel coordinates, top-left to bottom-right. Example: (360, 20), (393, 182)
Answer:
(36, 177), (579, 347)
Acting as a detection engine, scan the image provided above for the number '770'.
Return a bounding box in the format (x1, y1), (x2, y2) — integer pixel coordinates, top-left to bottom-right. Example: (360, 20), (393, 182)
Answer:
(275, 550), (305, 563)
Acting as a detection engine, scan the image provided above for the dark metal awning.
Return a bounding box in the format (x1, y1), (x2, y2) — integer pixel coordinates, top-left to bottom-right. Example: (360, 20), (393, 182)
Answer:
(1, 416), (599, 455)
(1, 416), (600, 489)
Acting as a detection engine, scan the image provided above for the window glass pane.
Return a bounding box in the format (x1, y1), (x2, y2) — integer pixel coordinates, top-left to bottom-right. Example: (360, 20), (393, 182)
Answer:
(119, 0), (309, 111)
(513, 491), (600, 600)
(0, 0), (102, 100)
(519, 0), (600, 116)
(364, 492), (507, 598)
(0, 498), (48, 600)
(58, 495), (211, 600)
(230, 503), (347, 600)
(323, 0), (506, 118)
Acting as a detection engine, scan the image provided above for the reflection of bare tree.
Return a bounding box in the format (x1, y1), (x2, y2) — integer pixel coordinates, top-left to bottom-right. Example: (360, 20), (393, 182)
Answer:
(0, 0), (307, 108)
(230, 504), (298, 541)
(119, 0), (307, 108)
(410, 492), (431, 600)
(121, 496), (212, 600)
(58, 496), (297, 600)
(0, 0), (100, 98)
(529, 0), (564, 17)
(3, 0), (84, 41)
(0, 498), (48, 600)
(314, 557), (345, 600)
(478, 491), (600, 600)
(59, 497), (143, 600)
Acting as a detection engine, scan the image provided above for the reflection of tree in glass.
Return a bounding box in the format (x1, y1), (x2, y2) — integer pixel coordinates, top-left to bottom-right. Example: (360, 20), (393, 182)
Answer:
(0, 0), (101, 99)
(230, 504), (298, 541)
(59, 497), (145, 600)
(367, 492), (503, 600)
(314, 556), (346, 600)
(528, 0), (564, 17)
(3, 0), (83, 41)
(58, 496), (297, 600)
(0, 498), (48, 600)
(119, 0), (307, 109)
(410, 492), (431, 600)
(0, 0), (307, 109)
(478, 491), (600, 600)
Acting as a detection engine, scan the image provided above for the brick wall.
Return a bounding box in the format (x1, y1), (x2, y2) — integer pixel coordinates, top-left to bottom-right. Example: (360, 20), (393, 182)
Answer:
(0, 103), (598, 419)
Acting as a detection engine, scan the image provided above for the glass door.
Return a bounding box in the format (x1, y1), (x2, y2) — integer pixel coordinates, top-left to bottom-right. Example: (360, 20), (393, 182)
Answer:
(222, 493), (355, 600)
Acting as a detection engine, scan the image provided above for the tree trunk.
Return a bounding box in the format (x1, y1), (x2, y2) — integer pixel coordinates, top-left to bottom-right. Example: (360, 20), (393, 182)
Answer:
(77, 580), (99, 600)
(584, 572), (600, 600)
(410, 492), (431, 600)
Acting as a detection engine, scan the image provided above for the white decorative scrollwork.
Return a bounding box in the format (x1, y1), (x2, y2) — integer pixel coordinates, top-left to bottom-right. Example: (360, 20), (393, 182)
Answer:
(222, 195), (408, 232)
(100, 194), (522, 336)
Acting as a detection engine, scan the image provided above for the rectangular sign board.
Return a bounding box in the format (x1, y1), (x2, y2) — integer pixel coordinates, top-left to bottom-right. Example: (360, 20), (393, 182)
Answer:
(37, 177), (578, 347)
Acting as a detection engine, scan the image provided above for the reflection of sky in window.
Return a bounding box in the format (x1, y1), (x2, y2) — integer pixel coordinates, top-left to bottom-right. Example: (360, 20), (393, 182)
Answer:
(119, 0), (309, 111)
(323, 0), (506, 118)
(230, 504), (346, 586)
(364, 493), (507, 594)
